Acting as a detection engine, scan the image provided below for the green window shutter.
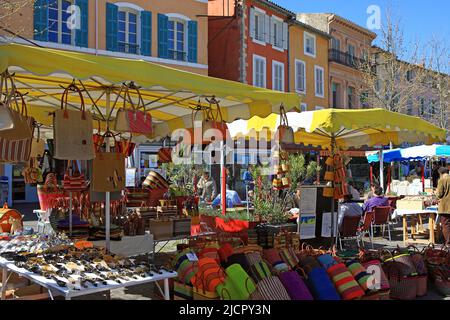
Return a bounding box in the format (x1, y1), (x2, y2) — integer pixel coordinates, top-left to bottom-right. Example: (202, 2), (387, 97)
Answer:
(157, 13), (169, 59)
(106, 2), (118, 52)
(34, 0), (49, 41)
(75, 0), (88, 47)
(187, 21), (198, 63)
(141, 11), (152, 56)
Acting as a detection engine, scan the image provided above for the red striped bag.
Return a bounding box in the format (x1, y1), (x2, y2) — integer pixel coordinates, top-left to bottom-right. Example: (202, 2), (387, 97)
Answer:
(0, 118), (34, 163)
(63, 160), (88, 192)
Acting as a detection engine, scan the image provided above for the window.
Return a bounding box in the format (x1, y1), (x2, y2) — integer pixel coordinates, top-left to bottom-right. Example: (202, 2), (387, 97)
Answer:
(295, 60), (306, 94)
(347, 44), (355, 65)
(331, 37), (340, 51)
(419, 98), (425, 115)
(314, 65), (324, 97)
(168, 19), (186, 61)
(118, 9), (139, 54)
(271, 17), (283, 48)
(253, 55), (266, 88)
(347, 86), (355, 108)
(406, 70), (415, 81)
(332, 82), (339, 108)
(48, 0), (74, 45)
(304, 32), (316, 57)
(300, 103), (307, 112)
(251, 9), (266, 43)
(272, 61), (284, 91)
(360, 91), (369, 108)
(407, 99), (413, 115)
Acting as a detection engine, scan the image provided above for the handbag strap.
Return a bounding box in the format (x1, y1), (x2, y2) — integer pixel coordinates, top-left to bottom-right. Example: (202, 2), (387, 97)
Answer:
(60, 83), (86, 119)
(279, 104), (288, 127)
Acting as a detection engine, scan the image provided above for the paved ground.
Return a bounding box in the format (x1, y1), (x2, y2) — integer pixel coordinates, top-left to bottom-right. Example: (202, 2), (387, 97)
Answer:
(11, 203), (450, 300)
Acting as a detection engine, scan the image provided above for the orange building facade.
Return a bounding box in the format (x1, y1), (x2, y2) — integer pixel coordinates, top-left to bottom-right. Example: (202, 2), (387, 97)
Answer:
(0, 0), (209, 75)
(298, 13), (376, 109)
(208, 0), (293, 92)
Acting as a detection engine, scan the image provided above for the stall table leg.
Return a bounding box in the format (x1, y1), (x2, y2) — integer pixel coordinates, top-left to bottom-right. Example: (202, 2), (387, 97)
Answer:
(164, 278), (170, 300)
(429, 213), (436, 244)
(402, 215), (408, 246)
(1, 268), (8, 300)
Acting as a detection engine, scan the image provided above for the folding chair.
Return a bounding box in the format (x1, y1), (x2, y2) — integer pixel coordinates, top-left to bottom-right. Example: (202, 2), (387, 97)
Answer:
(337, 215), (361, 251)
(357, 211), (374, 249)
(372, 206), (393, 241)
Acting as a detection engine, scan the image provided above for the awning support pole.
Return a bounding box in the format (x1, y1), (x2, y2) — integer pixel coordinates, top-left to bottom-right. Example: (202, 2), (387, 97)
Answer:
(379, 149), (384, 191)
(221, 140), (226, 215)
(331, 134), (337, 246)
(105, 88), (111, 252)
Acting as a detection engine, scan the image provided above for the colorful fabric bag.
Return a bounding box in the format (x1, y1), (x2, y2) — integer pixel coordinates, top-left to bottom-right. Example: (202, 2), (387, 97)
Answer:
(307, 267), (341, 300)
(217, 264), (256, 300)
(63, 160), (88, 192)
(327, 263), (365, 300)
(279, 270), (314, 300)
(251, 275), (291, 300)
(53, 83), (94, 160)
(37, 173), (64, 211)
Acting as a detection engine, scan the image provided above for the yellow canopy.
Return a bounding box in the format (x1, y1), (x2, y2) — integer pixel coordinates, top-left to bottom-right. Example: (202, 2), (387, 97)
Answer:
(228, 108), (446, 149)
(0, 43), (300, 138)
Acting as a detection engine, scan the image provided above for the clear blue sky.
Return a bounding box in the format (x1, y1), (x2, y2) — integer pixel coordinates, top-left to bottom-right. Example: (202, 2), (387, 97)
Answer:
(276, 0), (450, 50)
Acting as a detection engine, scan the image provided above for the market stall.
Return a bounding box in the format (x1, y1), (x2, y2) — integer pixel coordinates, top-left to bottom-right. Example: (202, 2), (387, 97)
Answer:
(366, 144), (450, 194)
(228, 109), (447, 243)
(0, 43), (300, 249)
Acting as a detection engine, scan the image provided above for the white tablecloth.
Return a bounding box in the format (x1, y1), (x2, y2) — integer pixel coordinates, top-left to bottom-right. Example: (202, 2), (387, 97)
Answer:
(392, 209), (438, 220)
(93, 233), (154, 257)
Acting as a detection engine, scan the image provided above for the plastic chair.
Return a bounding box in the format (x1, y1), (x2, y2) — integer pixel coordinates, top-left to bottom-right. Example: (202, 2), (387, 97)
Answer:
(372, 206), (392, 241)
(357, 211), (374, 249)
(337, 215), (361, 251)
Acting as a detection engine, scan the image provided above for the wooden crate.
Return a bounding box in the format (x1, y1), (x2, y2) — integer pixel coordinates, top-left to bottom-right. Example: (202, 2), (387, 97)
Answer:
(172, 217), (192, 237)
(396, 198), (425, 210)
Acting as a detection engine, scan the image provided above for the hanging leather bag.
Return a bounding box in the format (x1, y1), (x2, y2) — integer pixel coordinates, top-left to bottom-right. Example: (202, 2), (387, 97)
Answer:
(114, 83), (153, 134)
(276, 105), (294, 145)
(53, 83), (94, 160)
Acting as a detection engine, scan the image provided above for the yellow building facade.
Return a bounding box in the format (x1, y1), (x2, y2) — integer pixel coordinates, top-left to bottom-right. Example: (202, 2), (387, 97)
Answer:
(289, 20), (330, 110)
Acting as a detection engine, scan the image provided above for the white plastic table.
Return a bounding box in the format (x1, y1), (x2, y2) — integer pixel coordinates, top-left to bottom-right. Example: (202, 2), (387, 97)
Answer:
(0, 257), (177, 300)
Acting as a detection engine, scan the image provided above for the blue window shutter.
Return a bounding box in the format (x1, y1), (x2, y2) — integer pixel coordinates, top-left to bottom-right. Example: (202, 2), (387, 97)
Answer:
(157, 13), (168, 59)
(75, 0), (88, 47)
(141, 11), (152, 56)
(33, 0), (48, 41)
(106, 2), (118, 51)
(188, 21), (198, 63)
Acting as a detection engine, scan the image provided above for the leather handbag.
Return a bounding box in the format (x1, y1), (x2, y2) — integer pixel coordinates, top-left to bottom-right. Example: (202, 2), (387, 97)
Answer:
(91, 131), (125, 192)
(63, 160), (89, 192)
(30, 125), (46, 158)
(0, 76), (33, 140)
(114, 83), (152, 134)
(53, 83), (94, 160)
(276, 105), (294, 144)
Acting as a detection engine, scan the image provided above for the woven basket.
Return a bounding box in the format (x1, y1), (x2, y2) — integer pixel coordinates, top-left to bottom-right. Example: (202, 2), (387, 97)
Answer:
(416, 275), (428, 297)
(434, 276), (450, 296)
(388, 276), (418, 300)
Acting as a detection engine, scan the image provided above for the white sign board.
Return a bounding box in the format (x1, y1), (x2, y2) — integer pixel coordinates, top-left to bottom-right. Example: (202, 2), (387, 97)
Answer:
(126, 168), (137, 187)
(321, 212), (338, 237)
(298, 213), (316, 239)
(300, 187), (317, 214)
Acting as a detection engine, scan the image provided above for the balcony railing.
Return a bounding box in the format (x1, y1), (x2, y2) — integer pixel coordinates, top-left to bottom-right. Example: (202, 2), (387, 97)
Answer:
(168, 49), (187, 62)
(329, 49), (368, 69)
(118, 42), (140, 55)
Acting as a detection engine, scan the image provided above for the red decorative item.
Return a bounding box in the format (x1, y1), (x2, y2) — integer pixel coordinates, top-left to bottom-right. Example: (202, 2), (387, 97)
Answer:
(127, 109), (153, 134)
(63, 160), (88, 192)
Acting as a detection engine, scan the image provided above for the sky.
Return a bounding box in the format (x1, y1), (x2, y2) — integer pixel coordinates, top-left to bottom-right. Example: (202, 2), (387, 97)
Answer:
(276, 0), (450, 55)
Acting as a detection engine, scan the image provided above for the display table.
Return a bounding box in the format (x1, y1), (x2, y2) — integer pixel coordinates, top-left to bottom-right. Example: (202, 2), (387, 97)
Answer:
(93, 233), (154, 258)
(392, 209), (437, 245)
(0, 257), (177, 300)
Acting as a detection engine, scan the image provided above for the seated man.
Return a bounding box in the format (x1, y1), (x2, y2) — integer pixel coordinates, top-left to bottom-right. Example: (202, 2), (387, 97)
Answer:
(363, 186), (389, 213)
(211, 189), (242, 208)
(338, 193), (363, 232)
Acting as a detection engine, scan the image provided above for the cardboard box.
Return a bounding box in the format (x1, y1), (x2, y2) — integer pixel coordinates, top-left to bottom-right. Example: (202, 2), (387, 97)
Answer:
(396, 198), (425, 210)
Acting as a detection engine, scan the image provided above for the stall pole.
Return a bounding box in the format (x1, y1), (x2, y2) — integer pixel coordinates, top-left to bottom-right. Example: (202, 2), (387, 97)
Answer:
(330, 135), (337, 246)
(69, 192), (72, 236)
(105, 89), (111, 252)
(379, 150), (384, 191)
(421, 161), (425, 192)
(369, 164), (373, 185)
(316, 153), (320, 184)
(220, 140), (226, 215)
